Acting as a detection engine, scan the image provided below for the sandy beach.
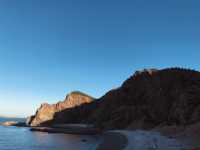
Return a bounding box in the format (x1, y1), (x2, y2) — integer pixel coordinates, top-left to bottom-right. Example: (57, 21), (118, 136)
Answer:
(96, 132), (128, 150)
(2, 122), (200, 150)
(28, 123), (200, 150)
(97, 130), (199, 150)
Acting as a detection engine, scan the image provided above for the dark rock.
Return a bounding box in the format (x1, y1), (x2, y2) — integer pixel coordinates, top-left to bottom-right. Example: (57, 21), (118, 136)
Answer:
(81, 139), (87, 142)
(54, 68), (200, 130)
(93, 68), (200, 129)
(29, 68), (200, 130)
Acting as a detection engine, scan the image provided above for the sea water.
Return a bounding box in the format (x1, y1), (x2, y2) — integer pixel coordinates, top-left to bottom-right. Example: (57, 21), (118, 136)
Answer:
(0, 118), (99, 150)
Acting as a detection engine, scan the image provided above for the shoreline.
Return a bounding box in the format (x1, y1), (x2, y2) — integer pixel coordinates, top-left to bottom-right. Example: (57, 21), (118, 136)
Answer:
(30, 126), (102, 135)
(2, 122), (200, 150)
(0, 121), (28, 127)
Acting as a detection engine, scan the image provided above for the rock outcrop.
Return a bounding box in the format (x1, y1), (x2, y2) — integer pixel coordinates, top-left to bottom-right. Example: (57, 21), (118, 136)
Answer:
(0, 121), (18, 126)
(29, 68), (200, 130)
(88, 68), (200, 129)
(47, 68), (200, 130)
(27, 91), (94, 126)
(0, 121), (27, 127)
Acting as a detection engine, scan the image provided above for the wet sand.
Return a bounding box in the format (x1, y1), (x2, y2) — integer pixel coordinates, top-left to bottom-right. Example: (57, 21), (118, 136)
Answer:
(30, 123), (200, 150)
(30, 126), (101, 135)
(101, 130), (191, 150)
(153, 123), (200, 150)
(96, 132), (128, 150)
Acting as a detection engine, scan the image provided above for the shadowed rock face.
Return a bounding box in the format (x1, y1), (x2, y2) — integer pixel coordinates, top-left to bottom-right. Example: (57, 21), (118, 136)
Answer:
(89, 68), (200, 129)
(27, 91), (94, 126)
(48, 68), (200, 130)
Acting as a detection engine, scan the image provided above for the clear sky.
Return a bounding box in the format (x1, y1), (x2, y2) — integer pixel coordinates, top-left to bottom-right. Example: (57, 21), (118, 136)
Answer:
(0, 0), (200, 117)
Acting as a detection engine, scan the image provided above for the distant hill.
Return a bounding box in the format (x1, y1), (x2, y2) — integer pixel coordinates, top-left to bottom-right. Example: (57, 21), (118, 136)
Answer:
(0, 117), (25, 123)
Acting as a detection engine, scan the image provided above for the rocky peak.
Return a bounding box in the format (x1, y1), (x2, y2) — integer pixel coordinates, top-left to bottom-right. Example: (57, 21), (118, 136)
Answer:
(27, 91), (94, 126)
(134, 68), (158, 76)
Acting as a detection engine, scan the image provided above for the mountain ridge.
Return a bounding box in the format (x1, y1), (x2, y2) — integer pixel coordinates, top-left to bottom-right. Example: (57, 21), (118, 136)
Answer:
(28, 67), (200, 130)
(27, 91), (94, 126)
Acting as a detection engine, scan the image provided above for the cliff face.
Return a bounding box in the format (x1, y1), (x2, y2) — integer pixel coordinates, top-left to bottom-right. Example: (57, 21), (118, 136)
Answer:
(27, 91), (94, 126)
(48, 68), (200, 130)
(88, 68), (200, 129)
(28, 68), (200, 130)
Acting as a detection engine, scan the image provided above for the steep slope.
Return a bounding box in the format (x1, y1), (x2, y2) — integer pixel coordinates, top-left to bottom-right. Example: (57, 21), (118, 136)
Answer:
(28, 68), (200, 130)
(88, 68), (200, 129)
(27, 91), (94, 126)
(50, 68), (200, 130)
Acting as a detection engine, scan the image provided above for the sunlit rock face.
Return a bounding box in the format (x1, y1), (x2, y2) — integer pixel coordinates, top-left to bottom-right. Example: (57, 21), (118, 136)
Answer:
(27, 91), (94, 126)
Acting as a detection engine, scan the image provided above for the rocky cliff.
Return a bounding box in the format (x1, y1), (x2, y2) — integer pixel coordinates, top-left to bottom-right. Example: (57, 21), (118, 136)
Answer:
(29, 68), (200, 130)
(88, 68), (200, 129)
(27, 91), (94, 126)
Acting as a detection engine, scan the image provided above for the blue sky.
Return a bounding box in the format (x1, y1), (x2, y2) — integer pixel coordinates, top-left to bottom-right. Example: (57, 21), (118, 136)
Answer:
(0, 0), (200, 117)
